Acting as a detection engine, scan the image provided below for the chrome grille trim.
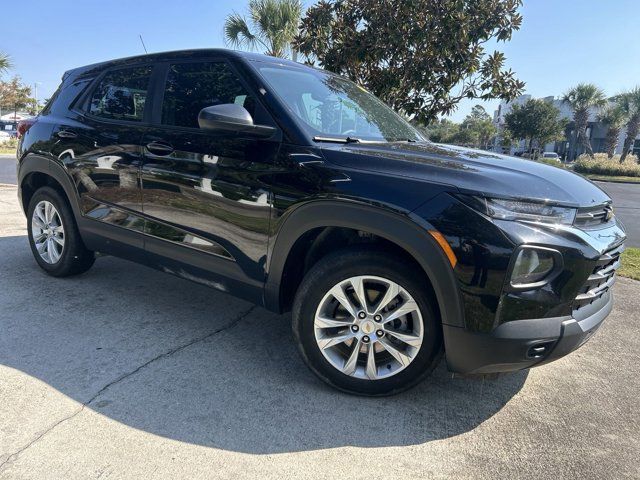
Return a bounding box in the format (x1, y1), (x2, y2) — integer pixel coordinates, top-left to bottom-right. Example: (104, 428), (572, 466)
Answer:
(573, 243), (624, 310)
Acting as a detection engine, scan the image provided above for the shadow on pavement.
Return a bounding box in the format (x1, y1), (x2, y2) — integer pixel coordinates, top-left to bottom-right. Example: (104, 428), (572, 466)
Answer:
(0, 235), (527, 454)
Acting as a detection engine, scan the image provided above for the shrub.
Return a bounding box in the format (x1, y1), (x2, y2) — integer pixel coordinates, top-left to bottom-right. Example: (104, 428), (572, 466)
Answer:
(0, 137), (18, 149)
(574, 153), (640, 177)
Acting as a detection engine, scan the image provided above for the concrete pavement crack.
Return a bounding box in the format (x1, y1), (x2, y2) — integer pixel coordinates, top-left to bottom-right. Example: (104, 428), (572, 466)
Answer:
(0, 305), (256, 472)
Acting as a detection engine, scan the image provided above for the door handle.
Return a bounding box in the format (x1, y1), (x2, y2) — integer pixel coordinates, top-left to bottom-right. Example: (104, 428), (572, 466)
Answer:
(146, 141), (174, 156)
(56, 130), (77, 139)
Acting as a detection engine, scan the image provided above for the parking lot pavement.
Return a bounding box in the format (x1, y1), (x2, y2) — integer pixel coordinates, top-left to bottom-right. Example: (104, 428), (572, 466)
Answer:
(0, 155), (15, 185)
(0, 184), (639, 479)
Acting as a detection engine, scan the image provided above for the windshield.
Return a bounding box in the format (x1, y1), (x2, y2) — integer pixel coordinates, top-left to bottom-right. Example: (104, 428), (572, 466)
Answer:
(256, 64), (424, 143)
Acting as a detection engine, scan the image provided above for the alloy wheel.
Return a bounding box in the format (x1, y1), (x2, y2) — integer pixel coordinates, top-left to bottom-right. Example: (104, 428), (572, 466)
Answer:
(31, 200), (65, 264)
(313, 275), (424, 380)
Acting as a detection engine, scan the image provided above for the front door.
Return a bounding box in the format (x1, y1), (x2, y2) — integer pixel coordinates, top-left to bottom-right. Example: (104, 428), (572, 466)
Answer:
(140, 60), (279, 301)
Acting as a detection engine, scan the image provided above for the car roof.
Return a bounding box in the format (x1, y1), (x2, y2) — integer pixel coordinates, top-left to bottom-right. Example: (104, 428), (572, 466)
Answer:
(64, 48), (304, 80)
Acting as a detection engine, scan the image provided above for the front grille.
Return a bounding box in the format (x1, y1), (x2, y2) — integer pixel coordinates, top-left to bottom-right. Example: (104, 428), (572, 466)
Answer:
(573, 243), (624, 310)
(574, 203), (614, 229)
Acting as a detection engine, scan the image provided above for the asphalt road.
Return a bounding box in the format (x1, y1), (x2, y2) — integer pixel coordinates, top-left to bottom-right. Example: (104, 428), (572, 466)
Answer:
(595, 181), (640, 247)
(0, 184), (639, 479)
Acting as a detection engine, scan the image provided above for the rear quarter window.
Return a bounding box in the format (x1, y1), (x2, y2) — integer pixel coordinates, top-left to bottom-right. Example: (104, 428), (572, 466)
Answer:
(88, 66), (152, 122)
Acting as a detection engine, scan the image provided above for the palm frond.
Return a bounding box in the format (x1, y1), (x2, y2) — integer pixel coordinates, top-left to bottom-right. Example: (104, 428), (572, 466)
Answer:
(562, 83), (607, 110)
(224, 12), (260, 51)
(0, 52), (12, 76)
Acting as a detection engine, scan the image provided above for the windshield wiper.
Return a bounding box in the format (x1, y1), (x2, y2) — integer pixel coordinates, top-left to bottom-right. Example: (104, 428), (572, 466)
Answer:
(313, 136), (363, 144)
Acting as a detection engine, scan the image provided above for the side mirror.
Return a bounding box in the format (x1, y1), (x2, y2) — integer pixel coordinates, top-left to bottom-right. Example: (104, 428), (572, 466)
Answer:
(198, 104), (276, 138)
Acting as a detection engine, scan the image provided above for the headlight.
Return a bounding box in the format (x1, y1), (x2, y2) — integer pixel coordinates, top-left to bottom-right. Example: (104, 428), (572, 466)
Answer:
(458, 195), (577, 225)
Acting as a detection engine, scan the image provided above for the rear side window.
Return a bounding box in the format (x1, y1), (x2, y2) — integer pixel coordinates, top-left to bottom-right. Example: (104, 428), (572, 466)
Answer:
(161, 62), (255, 129)
(88, 66), (152, 122)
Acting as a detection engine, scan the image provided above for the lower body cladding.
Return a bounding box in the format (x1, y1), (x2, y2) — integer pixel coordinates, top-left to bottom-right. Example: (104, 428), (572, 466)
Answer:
(443, 290), (612, 374)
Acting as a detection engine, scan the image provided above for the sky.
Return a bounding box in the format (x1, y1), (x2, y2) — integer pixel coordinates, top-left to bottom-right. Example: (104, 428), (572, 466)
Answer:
(1, 0), (639, 121)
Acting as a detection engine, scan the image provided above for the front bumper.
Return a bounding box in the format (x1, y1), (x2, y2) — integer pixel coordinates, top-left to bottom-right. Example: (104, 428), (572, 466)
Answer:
(443, 290), (613, 374)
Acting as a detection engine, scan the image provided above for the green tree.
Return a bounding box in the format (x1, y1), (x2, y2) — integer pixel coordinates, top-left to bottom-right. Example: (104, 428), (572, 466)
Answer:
(224, 0), (302, 58)
(504, 99), (565, 157)
(598, 101), (628, 159)
(0, 77), (36, 120)
(562, 83), (607, 159)
(294, 0), (525, 124)
(425, 119), (460, 144)
(461, 105), (497, 149)
(619, 87), (640, 163)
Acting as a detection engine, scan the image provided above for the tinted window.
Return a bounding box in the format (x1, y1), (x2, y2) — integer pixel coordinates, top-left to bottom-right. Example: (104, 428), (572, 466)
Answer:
(161, 62), (255, 129)
(89, 66), (152, 121)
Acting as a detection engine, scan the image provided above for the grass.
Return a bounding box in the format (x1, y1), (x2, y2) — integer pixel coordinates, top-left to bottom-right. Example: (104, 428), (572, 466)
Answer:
(0, 147), (15, 155)
(620, 248), (640, 281)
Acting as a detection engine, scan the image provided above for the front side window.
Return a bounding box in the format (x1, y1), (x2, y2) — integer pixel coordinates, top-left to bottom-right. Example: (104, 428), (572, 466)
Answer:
(88, 66), (152, 122)
(256, 65), (424, 142)
(161, 62), (255, 129)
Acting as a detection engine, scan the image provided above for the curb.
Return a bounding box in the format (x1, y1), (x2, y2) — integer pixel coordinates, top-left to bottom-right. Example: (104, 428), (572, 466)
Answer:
(589, 177), (640, 185)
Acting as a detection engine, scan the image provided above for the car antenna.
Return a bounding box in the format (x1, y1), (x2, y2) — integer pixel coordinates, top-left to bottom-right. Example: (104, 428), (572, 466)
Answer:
(139, 34), (148, 54)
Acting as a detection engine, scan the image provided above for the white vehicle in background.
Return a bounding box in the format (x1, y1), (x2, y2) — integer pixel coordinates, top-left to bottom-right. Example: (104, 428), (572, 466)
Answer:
(542, 152), (561, 162)
(0, 130), (11, 141)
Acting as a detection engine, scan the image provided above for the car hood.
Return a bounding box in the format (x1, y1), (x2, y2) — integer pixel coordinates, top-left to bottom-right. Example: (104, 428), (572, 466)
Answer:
(321, 142), (610, 207)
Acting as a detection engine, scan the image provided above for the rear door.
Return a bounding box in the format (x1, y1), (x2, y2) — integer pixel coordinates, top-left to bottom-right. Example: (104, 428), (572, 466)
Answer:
(50, 65), (155, 246)
(140, 59), (281, 302)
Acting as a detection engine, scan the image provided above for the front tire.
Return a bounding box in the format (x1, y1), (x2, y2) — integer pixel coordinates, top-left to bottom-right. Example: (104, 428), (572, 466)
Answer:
(27, 186), (95, 277)
(292, 247), (442, 396)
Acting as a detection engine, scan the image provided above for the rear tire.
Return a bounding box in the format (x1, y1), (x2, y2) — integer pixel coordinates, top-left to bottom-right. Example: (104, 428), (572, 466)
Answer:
(27, 186), (95, 277)
(292, 246), (442, 396)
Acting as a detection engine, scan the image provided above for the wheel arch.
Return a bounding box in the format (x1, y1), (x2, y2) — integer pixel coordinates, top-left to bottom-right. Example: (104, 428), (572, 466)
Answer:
(265, 200), (465, 328)
(18, 154), (81, 217)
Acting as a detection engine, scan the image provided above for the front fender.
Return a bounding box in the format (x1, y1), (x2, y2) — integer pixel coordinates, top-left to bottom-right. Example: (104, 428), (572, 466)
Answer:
(265, 199), (465, 328)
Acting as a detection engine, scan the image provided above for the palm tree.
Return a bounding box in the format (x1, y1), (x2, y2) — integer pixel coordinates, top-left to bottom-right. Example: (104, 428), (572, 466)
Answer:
(562, 83), (607, 159)
(619, 88), (640, 163)
(598, 101), (628, 159)
(224, 0), (302, 59)
(0, 52), (11, 77)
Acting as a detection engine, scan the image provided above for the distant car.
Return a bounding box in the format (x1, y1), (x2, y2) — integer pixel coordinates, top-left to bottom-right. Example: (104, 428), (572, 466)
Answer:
(0, 130), (11, 140)
(542, 152), (561, 162)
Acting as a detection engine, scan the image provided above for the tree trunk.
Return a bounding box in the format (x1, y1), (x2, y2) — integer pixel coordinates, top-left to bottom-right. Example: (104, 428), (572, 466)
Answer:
(620, 114), (640, 163)
(605, 126), (621, 159)
(574, 109), (593, 158)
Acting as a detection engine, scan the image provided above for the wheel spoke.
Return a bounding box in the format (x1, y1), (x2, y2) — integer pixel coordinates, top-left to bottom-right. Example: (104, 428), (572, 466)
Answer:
(52, 225), (64, 235)
(315, 315), (354, 329)
(349, 277), (368, 313)
(51, 235), (64, 247)
(317, 331), (355, 350)
(342, 337), (362, 376)
(35, 204), (47, 224)
(47, 238), (60, 263)
(32, 216), (46, 229)
(382, 299), (419, 324)
(385, 329), (422, 347)
(366, 344), (377, 380)
(44, 202), (54, 224)
(373, 282), (400, 315)
(328, 283), (359, 319)
(379, 338), (413, 367)
(35, 238), (47, 254)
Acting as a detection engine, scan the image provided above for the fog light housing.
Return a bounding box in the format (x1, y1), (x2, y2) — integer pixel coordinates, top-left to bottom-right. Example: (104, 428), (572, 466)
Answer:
(509, 247), (562, 289)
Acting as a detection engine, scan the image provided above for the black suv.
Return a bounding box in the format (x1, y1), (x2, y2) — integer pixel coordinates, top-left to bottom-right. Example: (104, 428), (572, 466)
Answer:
(17, 49), (626, 395)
